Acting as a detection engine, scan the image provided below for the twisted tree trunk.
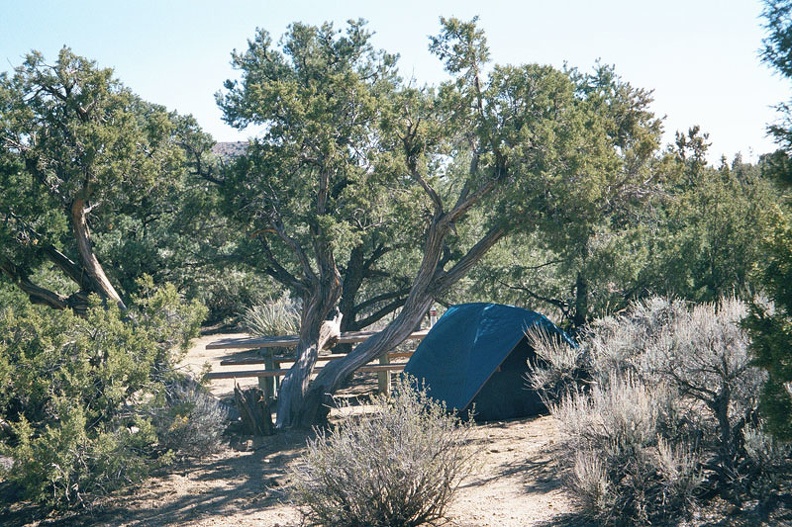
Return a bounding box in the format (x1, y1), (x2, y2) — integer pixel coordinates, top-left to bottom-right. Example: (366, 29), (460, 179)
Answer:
(297, 294), (434, 427)
(275, 266), (342, 428)
(295, 222), (506, 428)
(70, 198), (126, 310)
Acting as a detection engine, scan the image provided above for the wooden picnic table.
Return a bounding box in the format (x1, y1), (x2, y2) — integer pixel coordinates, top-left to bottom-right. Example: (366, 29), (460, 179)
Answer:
(219, 350), (416, 367)
(204, 329), (428, 397)
(206, 329), (428, 350)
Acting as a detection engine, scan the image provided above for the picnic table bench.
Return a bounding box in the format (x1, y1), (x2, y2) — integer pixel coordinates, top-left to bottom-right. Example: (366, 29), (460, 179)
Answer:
(203, 329), (428, 397)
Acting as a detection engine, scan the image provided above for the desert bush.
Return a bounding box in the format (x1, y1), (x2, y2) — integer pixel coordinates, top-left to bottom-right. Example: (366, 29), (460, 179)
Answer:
(553, 375), (701, 525)
(0, 283), (208, 509)
(289, 376), (476, 527)
(530, 296), (791, 525)
(5, 400), (155, 509)
(526, 327), (587, 401)
(150, 377), (228, 458)
(241, 293), (301, 337)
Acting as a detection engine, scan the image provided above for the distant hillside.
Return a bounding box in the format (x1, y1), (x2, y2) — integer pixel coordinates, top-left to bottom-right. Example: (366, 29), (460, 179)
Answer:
(212, 141), (247, 159)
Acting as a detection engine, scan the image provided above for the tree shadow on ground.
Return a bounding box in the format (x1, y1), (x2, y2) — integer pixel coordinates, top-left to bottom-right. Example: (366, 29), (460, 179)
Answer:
(463, 415), (568, 492)
(99, 429), (311, 527)
(2, 429), (313, 527)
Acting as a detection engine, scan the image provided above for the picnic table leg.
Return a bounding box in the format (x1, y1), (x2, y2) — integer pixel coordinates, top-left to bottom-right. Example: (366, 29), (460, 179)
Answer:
(378, 354), (390, 395)
(259, 347), (276, 399)
(273, 351), (282, 394)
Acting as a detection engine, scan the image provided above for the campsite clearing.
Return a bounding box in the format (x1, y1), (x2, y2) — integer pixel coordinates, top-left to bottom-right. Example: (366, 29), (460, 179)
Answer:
(116, 332), (577, 527)
(5, 332), (578, 527)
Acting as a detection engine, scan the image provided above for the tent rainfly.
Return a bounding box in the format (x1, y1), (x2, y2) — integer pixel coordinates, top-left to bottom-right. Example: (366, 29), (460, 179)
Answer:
(403, 303), (575, 422)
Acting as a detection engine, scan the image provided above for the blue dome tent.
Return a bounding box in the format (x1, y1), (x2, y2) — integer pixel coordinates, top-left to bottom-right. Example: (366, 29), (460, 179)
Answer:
(403, 303), (575, 422)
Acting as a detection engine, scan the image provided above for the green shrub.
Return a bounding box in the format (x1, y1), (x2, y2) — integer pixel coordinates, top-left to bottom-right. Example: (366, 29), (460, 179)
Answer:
(289, 376), (476, 527)
(746, 211), (792, 441)
(0, 283), (209, 509)
(6, 401), (153, 509)
(530, 296), (791, 525)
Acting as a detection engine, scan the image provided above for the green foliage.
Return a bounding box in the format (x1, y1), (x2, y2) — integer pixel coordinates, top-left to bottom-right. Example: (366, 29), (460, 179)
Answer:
(0, 47), (218, 311)
(6, 402), (152, 509)
(216, 20), (417, 331)
(428, 53), (664, 328)
(0, 283), (211, 509)
(130, 275), (208, 365)
(762, 0), (792, 78)
(446, 126), (778, 330)
(747, 210), (792, 440)
(214, 17), (673, 340)
(639, 149), (776, 303)
(530, 297), (791, 525)
(289, 376), (475, 527)
(762, 0), (792, 149)
(751, 2), (792, 442)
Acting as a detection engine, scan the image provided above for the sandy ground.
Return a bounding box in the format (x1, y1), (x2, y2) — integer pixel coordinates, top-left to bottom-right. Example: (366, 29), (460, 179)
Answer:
(10, 334), (581, 527)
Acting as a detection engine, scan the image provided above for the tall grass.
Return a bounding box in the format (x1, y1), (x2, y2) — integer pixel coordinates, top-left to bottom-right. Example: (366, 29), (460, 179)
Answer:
(241, 293), (300, 337)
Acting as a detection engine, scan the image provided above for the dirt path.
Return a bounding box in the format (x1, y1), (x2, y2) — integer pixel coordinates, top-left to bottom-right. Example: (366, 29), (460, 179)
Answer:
(27, 334), (581, 527)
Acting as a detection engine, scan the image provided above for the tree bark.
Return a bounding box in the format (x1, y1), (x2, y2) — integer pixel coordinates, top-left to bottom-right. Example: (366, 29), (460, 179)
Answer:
(0, 258), (70, 309)
(339, 245), (366, 332)
(280, 212), (450, 428)
(296, 293), (434, 427)
(234, 384), (275, 436)
(275, 264), (342, 428)
(573, 271), (588, 329)
(294, 223), (505, 428)
(70, 198), (127, 310)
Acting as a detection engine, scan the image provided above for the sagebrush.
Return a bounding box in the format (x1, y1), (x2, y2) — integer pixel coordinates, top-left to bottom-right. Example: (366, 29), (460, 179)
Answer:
(150, 377), (228, 459)
(529, 296), (792, 526)
(241, 293), (301, 337)
(289, 376), (476, 527)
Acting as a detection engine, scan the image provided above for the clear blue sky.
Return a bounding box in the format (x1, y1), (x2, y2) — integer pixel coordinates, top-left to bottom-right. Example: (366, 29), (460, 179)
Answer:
(1, 0), (788, 163)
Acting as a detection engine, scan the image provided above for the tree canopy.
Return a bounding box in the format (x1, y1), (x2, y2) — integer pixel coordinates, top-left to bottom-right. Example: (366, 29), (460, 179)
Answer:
(0, 48), (209, 312)
(214, 17), (676, 427)
(746, 0), (792, 440)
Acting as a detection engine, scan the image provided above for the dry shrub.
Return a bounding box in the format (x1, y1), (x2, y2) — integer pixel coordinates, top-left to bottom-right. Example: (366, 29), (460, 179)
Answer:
(531, 296), (792, 526)
(153, 377), (229, 458)
(526, 327), (586, 401)
(554, 376), (701, 525)
(241, 294), (300, 337)
(289, 376), (476, 527)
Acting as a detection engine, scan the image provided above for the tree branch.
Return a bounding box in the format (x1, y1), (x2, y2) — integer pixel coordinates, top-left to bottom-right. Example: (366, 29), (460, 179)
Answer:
(0, 257), (70, 310)
(431, 225), (506, 293)
(42, 244), (93, 291)
(268, 208), (317, 284)
(256, 235), (307, 293)
(496, 278), (571, 319)
(353, 295), (409, 329)
(447, 158), (504, 224)
(402, 117), (444, 217)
